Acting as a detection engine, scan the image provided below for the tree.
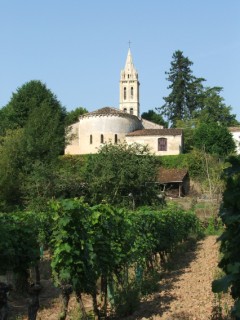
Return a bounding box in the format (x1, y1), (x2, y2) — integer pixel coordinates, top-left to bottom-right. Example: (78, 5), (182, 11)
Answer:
(65, 107), (88, 126)
(2, 80), (66, 131)
(212, 156), (240, 318)
(0, 129), (25, 209)
(0, 80), (66, 210)
(195, 87), (239, 126)
(83, 142), (159, 207)
(160, 50), (204, 127)
(141, 109), (168, 127)
(193, 122), (236, 156)
(175, 119), (197, 153)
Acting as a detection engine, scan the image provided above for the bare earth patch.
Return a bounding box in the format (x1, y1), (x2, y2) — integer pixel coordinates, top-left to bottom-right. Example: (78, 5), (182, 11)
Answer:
(123, 236), (233, 320)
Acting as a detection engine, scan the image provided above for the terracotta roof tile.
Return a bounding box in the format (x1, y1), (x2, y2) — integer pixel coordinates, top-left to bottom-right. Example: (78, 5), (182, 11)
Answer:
(157, 167), (188, 183)
(80, 107), (138, 119)
(126, 128), (183, 136)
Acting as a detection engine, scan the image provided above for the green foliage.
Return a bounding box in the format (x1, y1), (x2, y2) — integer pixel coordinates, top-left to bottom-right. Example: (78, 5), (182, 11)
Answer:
(54, 155), (88, 199)
(83, 142), (160, 207)
(51, 199), (97, 293)
(160, 51), (238, 129)
(2, 80), (66, 131)
(193, 122), (236, 156)
(0, 80), (67, 211)
(160, 50), (204, 127)
(0, 211), (39, 275)
(65, 107), (88, 126)
(50, 199), (201, 318)
(157, 151), (205, 178)
(141, 109), (168, 127)
(195, 87), (239, 126)
(204, 215), (224, 236)
(0, 129), (25, 209)
(175, 119), (197, 153)
(23, 101), (66, 163)
(212, 156), (240, 317)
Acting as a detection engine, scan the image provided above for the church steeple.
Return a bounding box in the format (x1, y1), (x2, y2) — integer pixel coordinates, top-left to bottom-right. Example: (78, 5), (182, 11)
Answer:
(119, 48), (140, 117)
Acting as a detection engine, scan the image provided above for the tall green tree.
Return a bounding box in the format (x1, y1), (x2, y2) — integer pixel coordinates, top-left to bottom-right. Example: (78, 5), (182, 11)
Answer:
(195, 87), (239, 126)
(0, 80), (66, 210)
(0, 129), (25, 209)
(2, 80), (66, 131)
(193, 122), (236, 156)
(141, 109), (168, 127)
(160, 50), (204, 127)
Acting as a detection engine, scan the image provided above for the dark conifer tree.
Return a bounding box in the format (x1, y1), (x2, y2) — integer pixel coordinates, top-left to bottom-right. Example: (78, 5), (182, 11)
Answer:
(160, 50), (204, 127)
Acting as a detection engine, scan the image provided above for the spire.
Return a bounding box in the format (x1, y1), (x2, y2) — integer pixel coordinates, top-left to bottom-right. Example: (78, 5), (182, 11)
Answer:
(124, 48), (137, 75)
(119, 48), (140, 117)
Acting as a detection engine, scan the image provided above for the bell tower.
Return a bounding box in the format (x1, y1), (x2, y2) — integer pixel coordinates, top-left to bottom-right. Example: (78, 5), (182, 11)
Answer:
(119, 48), (140, 117)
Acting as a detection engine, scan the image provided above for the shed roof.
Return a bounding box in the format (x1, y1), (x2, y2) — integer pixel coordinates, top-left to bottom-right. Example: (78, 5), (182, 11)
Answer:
(157, 167), (188, 183)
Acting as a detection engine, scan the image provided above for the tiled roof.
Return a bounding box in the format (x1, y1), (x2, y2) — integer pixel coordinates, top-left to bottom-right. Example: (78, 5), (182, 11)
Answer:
(228, 127), (240, 132)
(80, 107), (138, 119)
(126, 128), (183, 136)
(157, 167), (188, 183)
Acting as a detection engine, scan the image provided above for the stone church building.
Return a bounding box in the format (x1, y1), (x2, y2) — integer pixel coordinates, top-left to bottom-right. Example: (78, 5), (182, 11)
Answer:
(65, 49), (183, 156)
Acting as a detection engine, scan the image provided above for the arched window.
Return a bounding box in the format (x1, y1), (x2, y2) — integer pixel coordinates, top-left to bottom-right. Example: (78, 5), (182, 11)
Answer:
(101, 134), (104, 144)
(123, 108), (127, 113)
(158, 138), (167, 151)
(130, 108), (133, 115)
(90, 134), (93, 144)
(131, 87), (134, 99)
(114, 134), (118, 144)
(124, 87), (126, 100)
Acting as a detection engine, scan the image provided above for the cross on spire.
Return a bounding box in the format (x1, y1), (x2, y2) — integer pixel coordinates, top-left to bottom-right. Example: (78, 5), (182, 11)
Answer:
(128, 40), (132, 48)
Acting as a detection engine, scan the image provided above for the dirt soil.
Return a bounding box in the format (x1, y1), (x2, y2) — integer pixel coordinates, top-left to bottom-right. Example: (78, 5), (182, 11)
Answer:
(124, 236), (233, 320)
(8, 236), (233, 320)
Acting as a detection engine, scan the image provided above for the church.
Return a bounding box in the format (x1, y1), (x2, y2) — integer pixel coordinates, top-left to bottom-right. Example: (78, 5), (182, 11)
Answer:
(65, 49), (183, 156)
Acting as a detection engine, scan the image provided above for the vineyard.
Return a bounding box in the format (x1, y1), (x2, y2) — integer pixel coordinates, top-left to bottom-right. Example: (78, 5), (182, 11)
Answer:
(1, 156), (240, 319)
(0, 201), (201, 319)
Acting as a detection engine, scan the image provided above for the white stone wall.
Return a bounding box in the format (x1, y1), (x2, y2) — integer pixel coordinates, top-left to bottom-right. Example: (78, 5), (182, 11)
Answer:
(231, 131), (240, 154)
(126, 134), (183, 155)
(65, 122), (81, 154)
(65, 114), (142, 155)
(141, 118), (163, 129)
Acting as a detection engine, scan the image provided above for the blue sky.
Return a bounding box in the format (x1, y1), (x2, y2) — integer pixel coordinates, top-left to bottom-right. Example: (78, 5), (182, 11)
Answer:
(0, 0), (239, 120)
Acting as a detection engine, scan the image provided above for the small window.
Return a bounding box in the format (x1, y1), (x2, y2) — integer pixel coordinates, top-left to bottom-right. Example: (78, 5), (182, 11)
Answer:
(114, 134), (118, 144)
(131, 87), (133, 99)
(101, 134), (104, 144)
(90, 134), (93, 144)
(158, 138), (167, 151)
(123, 108), (127, 113)
(130, 108), (133, 115)
(124, 87), (126, 100)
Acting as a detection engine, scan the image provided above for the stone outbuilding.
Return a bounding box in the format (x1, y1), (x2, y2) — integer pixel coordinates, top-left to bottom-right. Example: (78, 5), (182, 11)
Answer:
(156, 168), (190, 197)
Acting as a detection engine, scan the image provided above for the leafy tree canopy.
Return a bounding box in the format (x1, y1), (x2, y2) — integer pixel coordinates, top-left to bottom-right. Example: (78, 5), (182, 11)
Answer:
(194, 87), (239, 126)
(83, 142), (160, 207)
(141, 109), (168, 127)
(2, 80), (66, 132)
(65, 107), (88, 126)
(0, 80), (67, 210)
(193, 122), (236, 156)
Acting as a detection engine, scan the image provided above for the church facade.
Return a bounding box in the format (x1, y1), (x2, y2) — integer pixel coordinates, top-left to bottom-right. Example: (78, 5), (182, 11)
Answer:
(65, 49), (183, 156)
